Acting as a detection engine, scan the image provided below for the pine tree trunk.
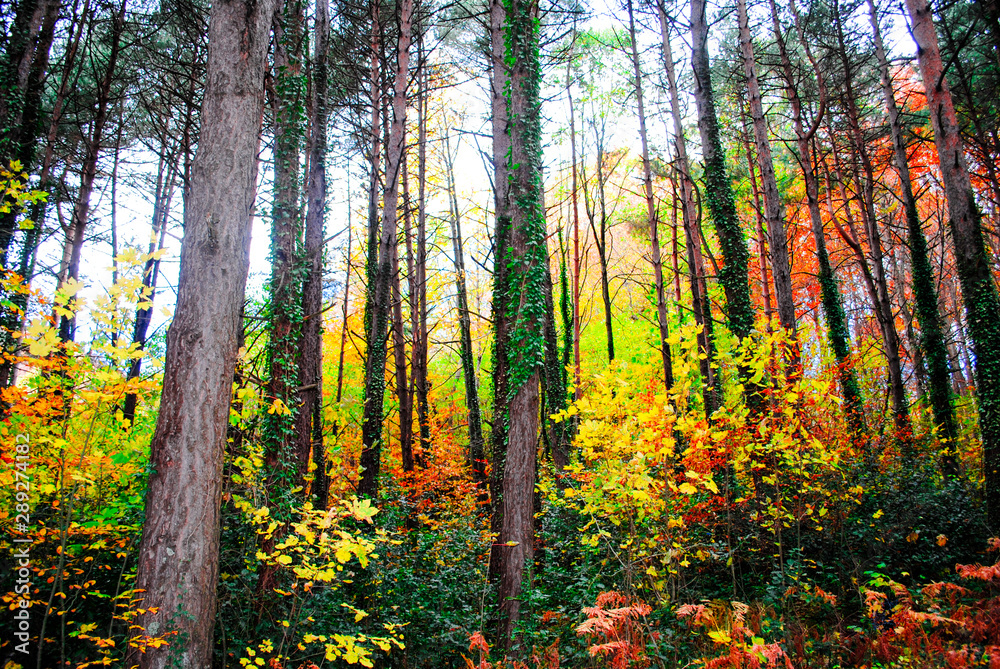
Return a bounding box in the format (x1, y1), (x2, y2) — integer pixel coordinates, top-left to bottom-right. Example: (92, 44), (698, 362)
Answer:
(690, 0), (759, 409)
(658, 3), (717, 415)
(628, 0), (673, 393)
(390, 218), (412, 470)
(359, 0), (412, 499)
(774, 0), (864, 434)
(413, 43), (431, 462)
(127, 0), (277, 661)
(737, 0), (797, 348)
(491, 0), (545, 653)
(487, 0), (512, 587)
(567, 66), (581, 398)
(264, 0), (306, 483)
(301, 0), (329, 506)
(905, 0), (1000, 525)
(869, 0), (956, 468)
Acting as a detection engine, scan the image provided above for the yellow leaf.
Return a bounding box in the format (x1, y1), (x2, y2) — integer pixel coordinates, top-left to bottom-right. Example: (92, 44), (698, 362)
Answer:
(708, 630), (732, 644)
(873, 509), (884, 519)
(678, 482), (698, 495)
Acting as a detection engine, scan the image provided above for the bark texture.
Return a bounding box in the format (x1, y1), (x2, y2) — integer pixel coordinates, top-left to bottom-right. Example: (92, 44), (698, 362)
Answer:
(127, 0), (276, 662)
(905, 0), (1000, 526)
(490, 0), (545, 653)
(690, 0), (759, 408)
(737, 0), (797, 343)
(301, 0), (329, 505)
(869, 0), (956, 466)
(658, 2), (718, 416)
(359, 0), (412, 499)
(628, 0), (673, 393)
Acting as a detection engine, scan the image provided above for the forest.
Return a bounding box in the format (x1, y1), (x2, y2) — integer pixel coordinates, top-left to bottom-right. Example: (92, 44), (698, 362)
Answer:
(1, 0), (999, 665)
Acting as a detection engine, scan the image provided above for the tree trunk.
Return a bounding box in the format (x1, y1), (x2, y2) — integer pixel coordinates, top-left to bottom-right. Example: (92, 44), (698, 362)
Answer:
(690, 0), (759, 409)
(444, 131), (486, 486)
(359, 0), (412, 499)
(869, 0), (956, 468)
(567, 61), (581, 399)
(658, 2), (717, 416)
(58, 0), (126, 343)
(256, 0), (306, 606)
(487, 0), (512, 588)
(737, 0), (797, 349)
(390, 214), (412, 470)
(490, 0), (545, 653)
(0, 0), (86, 393)
(628, 0), (672, 393)
(743, 131), (775, 329)
(583, 121), (615, 363)
(264, 0), (305, 481)
(122, 151), (177, 425)
(401, 153), (417, 473)
(833, 0), (910, 436)
(413, 39), (431, 462)
(300, 0), (329, 506)
(774, 0), (864, 434)
(541, 246), (569, 468)
(127, 0), (277, 662)
(362, 0), (381, 368)
(905, 0), (1000, 525)
(0, 0), (58, 268)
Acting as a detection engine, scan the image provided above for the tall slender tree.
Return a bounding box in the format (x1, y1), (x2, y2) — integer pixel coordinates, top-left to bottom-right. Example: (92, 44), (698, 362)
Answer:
(690, 0), (758, 406)
(771, 0), (863, 434)
(489, 0), (547, 652)
(359, 0), (412, 499)
(628, 0), (673, 393)
(57, 0), (127, 343)
(737, 0), (797, 350)
(444, 129), (486, 485)
(904, 0), (1000, 526)
(657, 2), (717, 416)
(868, 0), (956, 467)
(300, 0), (330, 505)
(127, 0), (278, 661)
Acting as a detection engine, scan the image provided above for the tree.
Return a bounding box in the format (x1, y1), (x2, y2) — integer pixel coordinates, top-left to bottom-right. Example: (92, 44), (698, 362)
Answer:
(56, 0), (127, 344)
(627, 0), (673, 393)
(690, 0), (758, 406)
(359, 0), (413, 499)
(830, 0), (910, 436)
(771, 0), (863, 434)
(736, 0), (797, 353)
(443, 128), (486, 486)
(904, 0), (1000, 527)
(657, 1), (718, 416)
(489, 0), (547, 653)
(126, 0), (278, 663)
(868, 0), (956, 467)
(300, 0), (330, 504)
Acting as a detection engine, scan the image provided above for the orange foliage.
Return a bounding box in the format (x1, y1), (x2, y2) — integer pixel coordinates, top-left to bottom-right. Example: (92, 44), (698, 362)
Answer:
(576, 591), (656, 669)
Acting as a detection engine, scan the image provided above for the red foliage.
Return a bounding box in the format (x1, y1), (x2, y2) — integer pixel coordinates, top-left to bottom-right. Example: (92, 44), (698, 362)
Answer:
(577, 591), (657, 669)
